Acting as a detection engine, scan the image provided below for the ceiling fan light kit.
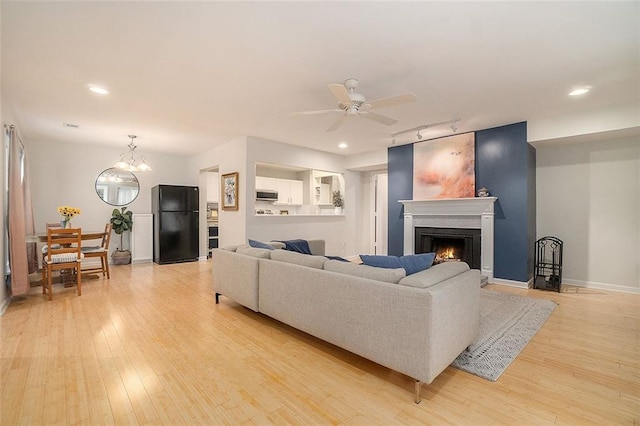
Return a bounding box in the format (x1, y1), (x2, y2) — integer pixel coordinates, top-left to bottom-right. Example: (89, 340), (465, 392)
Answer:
(294, 78), (417, 132)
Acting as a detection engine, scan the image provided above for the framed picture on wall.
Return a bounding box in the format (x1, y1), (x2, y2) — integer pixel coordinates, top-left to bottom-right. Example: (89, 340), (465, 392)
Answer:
(413, 132), (475, 199)
(221, 172), (239, 211)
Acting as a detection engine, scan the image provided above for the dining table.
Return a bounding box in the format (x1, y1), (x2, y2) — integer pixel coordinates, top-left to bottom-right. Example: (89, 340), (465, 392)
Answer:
(26, 230), (107, 244)
(27, 230), (109, 287)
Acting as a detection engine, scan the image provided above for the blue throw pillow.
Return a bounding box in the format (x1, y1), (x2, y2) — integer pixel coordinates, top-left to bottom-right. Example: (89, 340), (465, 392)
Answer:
(248, 239), (274, 250)
(359, 255), (402, 269)
(359, 253), (435, 275)
(397, 253), (436, 275)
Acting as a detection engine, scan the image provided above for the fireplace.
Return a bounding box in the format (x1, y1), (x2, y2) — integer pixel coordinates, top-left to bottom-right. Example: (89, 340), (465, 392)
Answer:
(400, 197), (497, 279)
(415, 227), (481, 269)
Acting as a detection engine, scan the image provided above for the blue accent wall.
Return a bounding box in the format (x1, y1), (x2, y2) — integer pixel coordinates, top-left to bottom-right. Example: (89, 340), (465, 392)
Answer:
(476, 122), (532, 282)
(388, 144), (413, 256)
(388, 121), (535, 283)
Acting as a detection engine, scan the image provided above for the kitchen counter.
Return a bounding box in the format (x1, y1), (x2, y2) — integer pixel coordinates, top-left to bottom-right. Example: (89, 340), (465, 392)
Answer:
(254, 214), (345, 217)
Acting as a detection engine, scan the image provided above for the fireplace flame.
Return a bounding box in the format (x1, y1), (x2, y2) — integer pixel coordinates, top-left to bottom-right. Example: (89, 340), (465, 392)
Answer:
(442, 248), (455, 259)
(435, 246), (460, 263)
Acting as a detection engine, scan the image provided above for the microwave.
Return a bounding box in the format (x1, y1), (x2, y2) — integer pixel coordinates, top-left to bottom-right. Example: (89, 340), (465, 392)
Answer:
(256, 190), (278, 201)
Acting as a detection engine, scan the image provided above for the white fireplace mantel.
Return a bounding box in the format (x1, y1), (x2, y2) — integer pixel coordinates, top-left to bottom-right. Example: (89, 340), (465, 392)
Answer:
(400, 197), (497, 280)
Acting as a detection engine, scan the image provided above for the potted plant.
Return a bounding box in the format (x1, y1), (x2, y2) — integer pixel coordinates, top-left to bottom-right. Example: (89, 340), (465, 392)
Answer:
(110, 206), (133, 265)
(332, 190), (344, 214)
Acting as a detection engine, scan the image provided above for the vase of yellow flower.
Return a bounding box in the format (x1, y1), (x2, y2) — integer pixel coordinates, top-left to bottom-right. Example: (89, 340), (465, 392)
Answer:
(57, 206), (81, 228)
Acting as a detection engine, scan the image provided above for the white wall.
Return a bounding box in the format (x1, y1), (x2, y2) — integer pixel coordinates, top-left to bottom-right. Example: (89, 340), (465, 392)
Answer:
(188, 135), (370, 257)
(188, 135), (248, 252)
(536, 137), (640, 293)
(0, 0), (7, 314)
(243, 136), (366, 257)
(26, 138), (192, 252)
(529, 101), (639, 143)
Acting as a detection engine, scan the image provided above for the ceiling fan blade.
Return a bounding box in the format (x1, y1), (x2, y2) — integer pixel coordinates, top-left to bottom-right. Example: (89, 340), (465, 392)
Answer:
(328, 83), (352, 106)
(360, 111), (398, 126)
(290, 109), (342, 116)
(368, 93), (417, 109)
(327, 114), (349, 132)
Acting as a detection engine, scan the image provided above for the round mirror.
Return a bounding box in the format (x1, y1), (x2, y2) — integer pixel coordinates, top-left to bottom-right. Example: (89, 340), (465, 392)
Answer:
(95, 168), (140, 206)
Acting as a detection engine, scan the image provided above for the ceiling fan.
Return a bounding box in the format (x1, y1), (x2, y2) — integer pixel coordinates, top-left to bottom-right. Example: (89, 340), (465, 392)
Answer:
(294, 78), (417, 132)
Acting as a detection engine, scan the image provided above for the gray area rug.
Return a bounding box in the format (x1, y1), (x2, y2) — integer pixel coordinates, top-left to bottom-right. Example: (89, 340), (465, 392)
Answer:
(451, 289), (557, 381)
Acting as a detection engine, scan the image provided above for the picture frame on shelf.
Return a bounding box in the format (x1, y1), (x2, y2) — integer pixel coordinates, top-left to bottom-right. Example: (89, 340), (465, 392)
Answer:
(221, 172), (239, 211)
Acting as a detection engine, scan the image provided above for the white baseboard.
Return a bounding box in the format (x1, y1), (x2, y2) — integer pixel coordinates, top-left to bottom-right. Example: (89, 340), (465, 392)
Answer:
(0, 295), (11, 316)
(563, 278), (640, 294)
(490, 277), (640, 294)
(490, 277), (531, 289)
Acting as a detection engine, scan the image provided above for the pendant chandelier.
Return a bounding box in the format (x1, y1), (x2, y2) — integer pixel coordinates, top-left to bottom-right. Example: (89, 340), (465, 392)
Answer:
(114, 135), (152, 172)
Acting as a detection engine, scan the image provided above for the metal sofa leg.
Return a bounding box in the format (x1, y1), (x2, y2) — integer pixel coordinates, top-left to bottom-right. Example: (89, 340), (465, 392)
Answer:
(215, 292), (220, 304)
(414, 380), (422, 404)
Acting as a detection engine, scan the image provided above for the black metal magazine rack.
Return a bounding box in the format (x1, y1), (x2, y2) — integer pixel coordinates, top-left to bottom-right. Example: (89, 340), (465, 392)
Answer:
(534, 236), (563, 292)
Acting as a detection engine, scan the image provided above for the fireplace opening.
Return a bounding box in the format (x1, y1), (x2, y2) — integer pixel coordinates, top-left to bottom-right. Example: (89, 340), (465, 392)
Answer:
(415, 227), (481, 269)
(432, 237), (465, 263)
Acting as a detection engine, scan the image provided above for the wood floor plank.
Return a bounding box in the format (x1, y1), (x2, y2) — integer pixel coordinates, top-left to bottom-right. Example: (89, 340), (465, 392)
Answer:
(1, 264), (638, 425)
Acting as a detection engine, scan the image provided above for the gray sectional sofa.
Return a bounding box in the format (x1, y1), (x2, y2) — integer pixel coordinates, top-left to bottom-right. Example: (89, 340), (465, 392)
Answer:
(212, 239), (480, 403)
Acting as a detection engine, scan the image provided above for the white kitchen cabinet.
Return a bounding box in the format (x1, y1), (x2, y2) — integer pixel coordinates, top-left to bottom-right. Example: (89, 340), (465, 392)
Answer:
(289, 180), (303, 205)
(275, 179), (303, 205)
(256, 176), (277, 191)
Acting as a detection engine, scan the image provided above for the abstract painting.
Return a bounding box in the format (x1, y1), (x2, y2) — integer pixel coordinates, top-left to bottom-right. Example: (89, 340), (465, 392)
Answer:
(413, 132), (475, 199)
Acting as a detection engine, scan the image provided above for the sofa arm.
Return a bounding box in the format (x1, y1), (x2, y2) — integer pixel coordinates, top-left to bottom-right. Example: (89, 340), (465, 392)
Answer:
(212, 248), (261, 312)
(307, 239), (325, 256)
(426, 269), (480, 379)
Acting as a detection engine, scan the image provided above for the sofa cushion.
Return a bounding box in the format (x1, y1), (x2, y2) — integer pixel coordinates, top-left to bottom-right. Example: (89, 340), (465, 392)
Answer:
(236, 246), (272, 259)
(324, 259), (406, 284)
(398, 261), (470, 288)
(221, 245), (239, 252)
(270, 249), (327, 269)
(43, 252), (84, 264)
(360, 253), (436, 275)
(248, 239), (274, 250)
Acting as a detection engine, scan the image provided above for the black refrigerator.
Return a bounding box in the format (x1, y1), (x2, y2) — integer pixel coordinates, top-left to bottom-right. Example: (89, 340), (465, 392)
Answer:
(152, 185), (199, 264)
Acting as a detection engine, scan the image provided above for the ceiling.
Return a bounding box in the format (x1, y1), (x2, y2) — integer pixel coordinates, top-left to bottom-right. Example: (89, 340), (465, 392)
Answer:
(2, 1), (638, 157)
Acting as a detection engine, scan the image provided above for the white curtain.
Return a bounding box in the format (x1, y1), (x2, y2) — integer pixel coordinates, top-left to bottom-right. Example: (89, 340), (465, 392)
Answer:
(7, 125), (36, 296)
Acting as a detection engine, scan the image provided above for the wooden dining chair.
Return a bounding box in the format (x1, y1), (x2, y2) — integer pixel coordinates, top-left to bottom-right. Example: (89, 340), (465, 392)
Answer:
(40, 222), (64, 269)
(42, 227), (83, 301)
(81, 223), (112, 279)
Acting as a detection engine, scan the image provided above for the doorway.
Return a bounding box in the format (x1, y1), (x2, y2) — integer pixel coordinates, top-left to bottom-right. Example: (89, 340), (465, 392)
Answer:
(198, 167), (219, 259)
(370, 173), (388, 255)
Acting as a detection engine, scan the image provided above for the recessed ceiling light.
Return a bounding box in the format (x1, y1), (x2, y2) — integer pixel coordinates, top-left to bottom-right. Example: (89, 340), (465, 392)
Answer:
(569, 86), (591, 97)
(338, 143), (348, 149)
(88, 85), (109, 95)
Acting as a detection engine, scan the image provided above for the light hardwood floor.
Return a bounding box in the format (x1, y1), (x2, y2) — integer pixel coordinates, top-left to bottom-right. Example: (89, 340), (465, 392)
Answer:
(1, 261), (638, 425)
